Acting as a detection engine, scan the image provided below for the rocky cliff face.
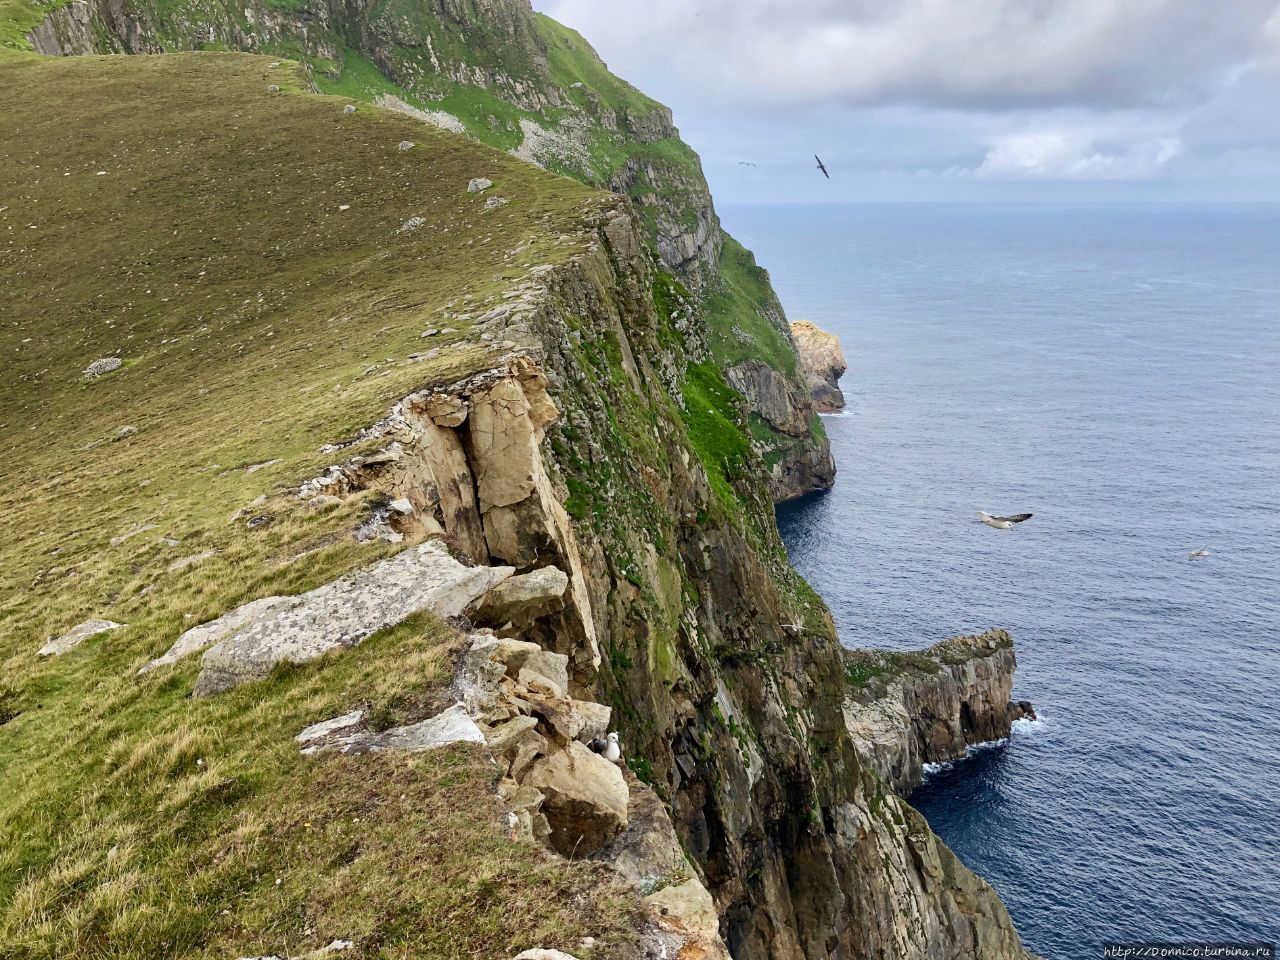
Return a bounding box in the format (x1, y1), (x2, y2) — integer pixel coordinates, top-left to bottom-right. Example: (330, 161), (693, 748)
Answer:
(23, 0), (833, 502)
(7, 12), (1034, 958)
(843, 630), (1037, 796)
(791, 319), (848, 414)
(270, 195), (1033, 957)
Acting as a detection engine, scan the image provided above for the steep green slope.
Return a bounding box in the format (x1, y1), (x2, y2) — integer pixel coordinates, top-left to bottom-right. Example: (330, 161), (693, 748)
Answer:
(0, 51), (640, 960)
(12, 0), (835, 500)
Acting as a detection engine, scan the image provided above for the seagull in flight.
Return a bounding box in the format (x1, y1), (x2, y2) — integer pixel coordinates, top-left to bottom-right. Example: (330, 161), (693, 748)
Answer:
(815, 155), (830, 179)
(1188, 548), (1211, 560)
(978, 511), (1033, 530)
(737, 161), (757, 167)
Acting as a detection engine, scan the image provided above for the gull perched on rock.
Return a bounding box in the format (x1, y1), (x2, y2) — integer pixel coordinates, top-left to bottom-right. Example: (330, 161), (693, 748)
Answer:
(978, 511), (1033, 530)
(588, 732), (621, 764)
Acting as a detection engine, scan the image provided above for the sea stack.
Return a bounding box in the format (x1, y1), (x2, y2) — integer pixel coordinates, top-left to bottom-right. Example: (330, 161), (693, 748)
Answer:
(790, 319), (847, 413)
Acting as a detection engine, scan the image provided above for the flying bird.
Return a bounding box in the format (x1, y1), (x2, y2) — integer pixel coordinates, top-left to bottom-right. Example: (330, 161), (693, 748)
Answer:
(977, 511), (1033, 530)
(815, 154), (830, 179)
(737, 161), (757, 167)
(1188, 548), (1211, 560)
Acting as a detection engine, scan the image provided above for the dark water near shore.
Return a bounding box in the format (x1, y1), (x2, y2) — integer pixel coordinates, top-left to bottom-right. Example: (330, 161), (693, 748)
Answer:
(726, 203), (1280, 959)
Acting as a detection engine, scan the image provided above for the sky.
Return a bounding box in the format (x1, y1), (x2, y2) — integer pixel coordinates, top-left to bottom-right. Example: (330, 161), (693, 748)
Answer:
(534, 0), (1280, 203)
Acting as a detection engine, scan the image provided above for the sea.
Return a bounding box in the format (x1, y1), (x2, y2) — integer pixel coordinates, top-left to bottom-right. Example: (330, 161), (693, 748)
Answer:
(723, 203), (1280, 960)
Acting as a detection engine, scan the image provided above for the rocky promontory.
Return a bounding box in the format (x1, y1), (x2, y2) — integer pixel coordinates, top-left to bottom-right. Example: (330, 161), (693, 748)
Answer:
(791, 319), (848, 413)
(843, 629), (1036, 795)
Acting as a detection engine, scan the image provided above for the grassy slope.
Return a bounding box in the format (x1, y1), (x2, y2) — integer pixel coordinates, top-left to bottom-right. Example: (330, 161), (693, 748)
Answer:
(0, 51), (640, 959)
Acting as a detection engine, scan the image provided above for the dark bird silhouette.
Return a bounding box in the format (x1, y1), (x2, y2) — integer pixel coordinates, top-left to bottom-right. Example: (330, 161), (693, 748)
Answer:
(737, 161), (757, 167)
(815, 154), (830, 179)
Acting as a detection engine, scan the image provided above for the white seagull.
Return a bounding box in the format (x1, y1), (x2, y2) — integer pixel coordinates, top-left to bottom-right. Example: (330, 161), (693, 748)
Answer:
(1188, 548), (1211, 560)
(588, 732), (622, 763)
(978, 511), (1033, 530)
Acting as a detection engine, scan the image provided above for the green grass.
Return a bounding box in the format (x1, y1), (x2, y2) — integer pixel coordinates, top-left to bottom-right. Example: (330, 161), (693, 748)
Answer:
(703, 235), (797, 376)
(0, 49), (639, 958)
(0, 0), (64, 49)
(536, 13), (662, 120)
(679, 362), (753, 512)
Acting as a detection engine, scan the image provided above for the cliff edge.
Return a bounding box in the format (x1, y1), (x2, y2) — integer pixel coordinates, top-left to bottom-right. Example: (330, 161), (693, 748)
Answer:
(843, 630), (1037, 796)
(1, 15), (1035, 960)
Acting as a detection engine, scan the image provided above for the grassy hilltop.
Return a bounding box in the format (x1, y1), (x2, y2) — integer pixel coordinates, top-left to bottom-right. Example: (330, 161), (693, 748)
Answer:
(0, 51), (640, 959)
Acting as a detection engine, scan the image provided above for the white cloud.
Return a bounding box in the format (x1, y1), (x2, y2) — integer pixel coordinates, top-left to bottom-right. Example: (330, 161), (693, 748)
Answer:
(974, 132), (1184, 180)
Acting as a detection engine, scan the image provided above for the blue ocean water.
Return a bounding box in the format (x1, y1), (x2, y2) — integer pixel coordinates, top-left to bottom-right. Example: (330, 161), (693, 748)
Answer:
(726, 203), (1280, 959)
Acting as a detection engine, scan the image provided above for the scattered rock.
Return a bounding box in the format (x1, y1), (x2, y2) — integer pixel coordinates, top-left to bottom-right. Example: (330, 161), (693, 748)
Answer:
(140, 596), (292, 674)
(266, 84), (280, 94)
(302, 704), (484, 756)
(39, 619), (122, 657)
(115, 425), (138, 439)
(245, 459), (280, 474)
(467, 177), (493, 193)
(246, 514), (275, 529)
(511, 952), (580, 960)
(1007, 700), (1037, 722)
(526, 740), (628, 856)
(484, 196), (509, 210)
(83, 357), (122, 379)
(388, 498), (414, 515)
(398, 216), (426, 234)
(296, 710), (364, 744)
(194, 541), (514, 695)
(398, 140), (415, 151)
(468, 566), (568, 629)
(343, 104), (356, 114)
(420, 328), (440, 338)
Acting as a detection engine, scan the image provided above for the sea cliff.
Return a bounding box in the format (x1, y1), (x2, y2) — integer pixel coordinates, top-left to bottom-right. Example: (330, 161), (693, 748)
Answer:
(2, 9), (1033, 958)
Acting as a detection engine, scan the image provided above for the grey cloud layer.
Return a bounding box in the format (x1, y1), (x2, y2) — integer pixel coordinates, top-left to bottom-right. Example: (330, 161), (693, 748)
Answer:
(537, 1), (1280, 194)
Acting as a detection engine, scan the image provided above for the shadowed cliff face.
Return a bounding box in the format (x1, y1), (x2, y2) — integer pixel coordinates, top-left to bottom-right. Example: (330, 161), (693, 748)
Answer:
(23, 0), (834, 502)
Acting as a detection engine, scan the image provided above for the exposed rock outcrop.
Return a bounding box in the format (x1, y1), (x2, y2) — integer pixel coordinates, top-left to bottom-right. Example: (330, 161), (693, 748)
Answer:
(843, 629), (1035, 795)
(191, 542), (514, 696)
(38, 618), (122, 657)
(791, 320), (848, 414)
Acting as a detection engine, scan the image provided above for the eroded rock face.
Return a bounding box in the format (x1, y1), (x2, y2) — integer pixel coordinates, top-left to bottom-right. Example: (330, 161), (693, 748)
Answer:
(526, 740), (629, 856)
(842, 629), (1032, 795)
(790, 320), (847, 414)
(193, 542), (513, 696)
(726, 360), (811, 437)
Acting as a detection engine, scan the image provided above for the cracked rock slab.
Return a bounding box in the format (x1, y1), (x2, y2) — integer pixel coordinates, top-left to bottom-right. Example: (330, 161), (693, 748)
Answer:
(301, 704), (484, 756)
(140, 596), (292, 675)
(39, 619), (122, 657)
(193, 541), (514, 696)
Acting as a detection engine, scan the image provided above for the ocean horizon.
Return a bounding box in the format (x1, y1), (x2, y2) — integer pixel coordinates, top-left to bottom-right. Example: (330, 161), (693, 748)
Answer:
(728, 201), (1280, 959)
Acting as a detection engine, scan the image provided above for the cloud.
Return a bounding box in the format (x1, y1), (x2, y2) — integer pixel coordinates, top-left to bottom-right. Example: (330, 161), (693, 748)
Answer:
(535, 1), (1280, 196)
(540, 0), (1279, 111)
(973, 132), (1184, 180)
